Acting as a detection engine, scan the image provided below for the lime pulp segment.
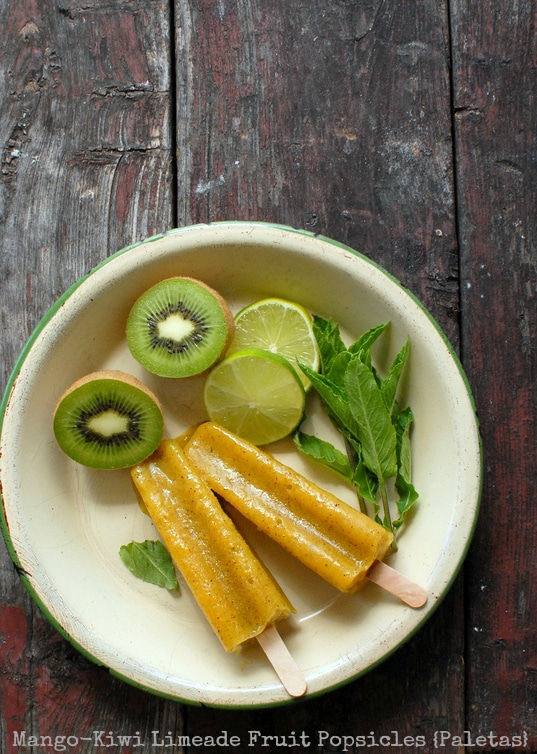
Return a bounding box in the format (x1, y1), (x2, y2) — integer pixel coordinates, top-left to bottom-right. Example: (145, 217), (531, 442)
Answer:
(203, 348), (306, 445)
(228, 298), (320, 389)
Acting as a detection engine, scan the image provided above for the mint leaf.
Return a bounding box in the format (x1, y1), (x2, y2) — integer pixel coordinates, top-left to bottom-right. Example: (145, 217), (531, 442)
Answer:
(344, 357), (398, 480)
(298, 363), (362, 439)
(381, 339), (410, 415)
(393, 407), (419, 529)
(349, 322), (389, 357)
(312, 315), (347, 372)
(345, 433), (380, 506)
(293, 431), (353, 481)
(119, 540), (180, 591)
(325, 349), (354, 385)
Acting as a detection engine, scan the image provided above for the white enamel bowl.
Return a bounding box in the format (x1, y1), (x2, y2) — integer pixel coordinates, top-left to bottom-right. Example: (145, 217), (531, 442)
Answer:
(0, 222), (481, 707)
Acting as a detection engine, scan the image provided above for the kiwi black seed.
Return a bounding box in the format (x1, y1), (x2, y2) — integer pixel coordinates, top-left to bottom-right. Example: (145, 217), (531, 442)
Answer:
(53, 370), (164, 469)
(126, 277), (235, 378)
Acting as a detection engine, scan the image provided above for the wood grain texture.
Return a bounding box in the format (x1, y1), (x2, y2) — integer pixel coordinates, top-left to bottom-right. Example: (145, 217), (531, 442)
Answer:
(451, 0), (537, 746)
(0, 0), (174, 358)
(1, 0), (535, 749)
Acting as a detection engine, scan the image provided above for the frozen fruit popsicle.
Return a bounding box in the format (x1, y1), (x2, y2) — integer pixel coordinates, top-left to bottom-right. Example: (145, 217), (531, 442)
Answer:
(183, 422), (394, 594)
(130, 440), (295, 653)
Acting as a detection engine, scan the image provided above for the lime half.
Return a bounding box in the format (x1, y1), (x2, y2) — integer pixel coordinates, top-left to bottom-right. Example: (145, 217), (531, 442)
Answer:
(203, 348), (306, 445)
(228, 298), (320, 389)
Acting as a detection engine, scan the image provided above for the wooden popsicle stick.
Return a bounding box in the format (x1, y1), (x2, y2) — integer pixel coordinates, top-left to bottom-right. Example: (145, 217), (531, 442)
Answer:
(367, 560), (428, 608)
(256, 625), (307, 698)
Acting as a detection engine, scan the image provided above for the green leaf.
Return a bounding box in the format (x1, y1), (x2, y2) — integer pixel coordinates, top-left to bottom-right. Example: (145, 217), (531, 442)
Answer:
(325, 349), (354, 384)
(312, 315), (347, 372)
(346, 434), (380, 505)
(349, 322), (389, 357)
(299, 363), (362, 439)
(293, 430), (353, 481)
(348, 324), (389, 385)
(395, 407), (414, 478)
(119, 540), (180, 591)
(393, 407), (419, 529)
(381, 339), (410, 415)
(344, 356), (398, 480)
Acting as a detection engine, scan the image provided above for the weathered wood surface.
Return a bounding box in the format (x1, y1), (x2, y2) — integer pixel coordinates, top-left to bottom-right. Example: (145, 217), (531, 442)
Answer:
(0, 0), (535, 752)
(451, 0), (537, 742)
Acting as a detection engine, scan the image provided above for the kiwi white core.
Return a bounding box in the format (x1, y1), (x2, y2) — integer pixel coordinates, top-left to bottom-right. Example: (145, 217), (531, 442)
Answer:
(157, 313), (196, 342)
(87, 410), (130, 437)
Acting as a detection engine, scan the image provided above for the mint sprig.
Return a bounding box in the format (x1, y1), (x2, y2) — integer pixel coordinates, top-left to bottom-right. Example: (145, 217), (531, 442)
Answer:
(295, 316), (418, 544)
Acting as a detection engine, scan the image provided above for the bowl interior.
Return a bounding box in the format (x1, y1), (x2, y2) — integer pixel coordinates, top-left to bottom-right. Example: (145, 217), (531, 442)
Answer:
(0, 223), (481, 706)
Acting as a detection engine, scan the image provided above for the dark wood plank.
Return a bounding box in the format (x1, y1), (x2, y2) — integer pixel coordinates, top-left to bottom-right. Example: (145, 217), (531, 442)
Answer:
(451, 0), (537, 747)
(0, 0), (177, 748)
(1, 0), (174, 355)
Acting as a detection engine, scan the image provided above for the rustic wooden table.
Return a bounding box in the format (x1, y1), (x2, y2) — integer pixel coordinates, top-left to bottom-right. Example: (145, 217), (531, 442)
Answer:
(1, 1), (536, 752)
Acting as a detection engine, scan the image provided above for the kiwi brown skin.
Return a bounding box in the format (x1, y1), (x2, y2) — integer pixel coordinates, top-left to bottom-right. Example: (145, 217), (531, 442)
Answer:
(126, 276), (235, 378)
(53, 370), (164, 469)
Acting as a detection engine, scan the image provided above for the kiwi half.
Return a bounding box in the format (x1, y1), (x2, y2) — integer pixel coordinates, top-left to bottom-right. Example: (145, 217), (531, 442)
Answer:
(126, 277), (234, 378)
(53, 370), (164, 469)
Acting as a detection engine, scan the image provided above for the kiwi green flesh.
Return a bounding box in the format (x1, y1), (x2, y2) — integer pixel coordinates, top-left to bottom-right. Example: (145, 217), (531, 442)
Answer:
(53, 378), (163, 469)
(126, 278), (231, 378)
